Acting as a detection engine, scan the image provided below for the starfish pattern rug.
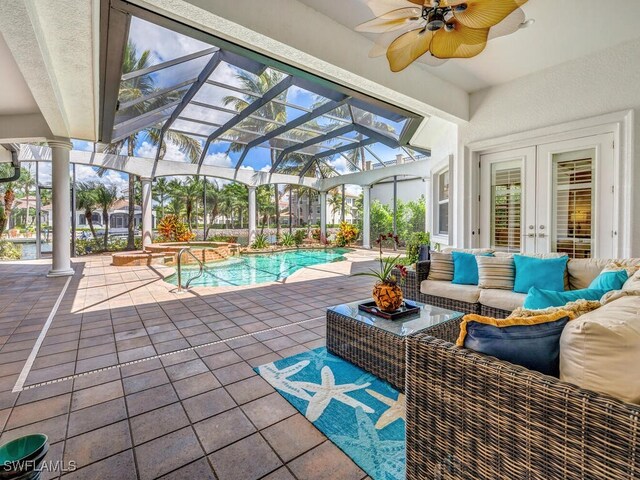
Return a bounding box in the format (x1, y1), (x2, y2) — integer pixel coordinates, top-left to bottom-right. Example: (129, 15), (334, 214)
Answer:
(256, 347), (405, 480)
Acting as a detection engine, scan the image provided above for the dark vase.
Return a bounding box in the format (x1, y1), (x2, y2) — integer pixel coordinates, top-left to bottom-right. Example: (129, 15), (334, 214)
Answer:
(418, 244), (430, 261)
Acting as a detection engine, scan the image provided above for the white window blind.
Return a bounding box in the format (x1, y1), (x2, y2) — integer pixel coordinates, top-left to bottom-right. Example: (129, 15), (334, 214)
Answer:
(491, 165), (521, 252)
(554, 157), (593, 259)
(437, 170), (449, 235)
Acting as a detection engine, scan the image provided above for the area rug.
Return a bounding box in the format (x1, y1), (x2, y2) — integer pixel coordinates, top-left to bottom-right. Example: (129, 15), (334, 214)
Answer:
(256, 347), (405, 480)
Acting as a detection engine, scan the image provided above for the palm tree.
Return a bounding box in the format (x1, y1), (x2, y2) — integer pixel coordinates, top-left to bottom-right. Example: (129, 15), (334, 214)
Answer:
(203, 178), (221, 239)
(328, 189), (342, 225)
(104, 41), (202, 249)
(168, 178), (201, 231)
(0, 164), (16, 234)
(166, 196), (185, 218)
(94, 184), (120, 250)
(77, 183), (99, 239)
(18, 165), (35, 226)
(153, 177), (170, 219)
(222, 69), (288, 238)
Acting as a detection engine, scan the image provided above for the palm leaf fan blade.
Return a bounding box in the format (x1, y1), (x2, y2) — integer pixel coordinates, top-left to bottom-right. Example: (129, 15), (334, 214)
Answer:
(430, 21), (488, 59)
(452, 0), (528, 29)
(366, 0), (423, 17)
(386, 28), (434, 72)
(355, 8), (422, 33)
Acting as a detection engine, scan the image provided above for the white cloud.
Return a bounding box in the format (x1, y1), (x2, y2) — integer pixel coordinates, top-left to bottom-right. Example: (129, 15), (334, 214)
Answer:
(136, 141), (157, 159)
(203, 152), (232, 167)
(162, 141), (188, 163)
(345, 185), (363, 197)
(30, 162), (128, 195)
(128, 17), (210, 66)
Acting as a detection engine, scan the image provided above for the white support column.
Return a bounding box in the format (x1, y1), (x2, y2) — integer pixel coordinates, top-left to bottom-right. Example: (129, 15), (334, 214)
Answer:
(47, 139), (74, 277)
(248, 186), (257, 244)
(320, 191), (327, 241)
(362, 186), (371, 249)
(141, 177), (153, 248)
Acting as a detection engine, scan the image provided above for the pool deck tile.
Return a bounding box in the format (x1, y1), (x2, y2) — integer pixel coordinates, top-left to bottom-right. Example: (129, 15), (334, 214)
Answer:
(0, 250), (377, 479)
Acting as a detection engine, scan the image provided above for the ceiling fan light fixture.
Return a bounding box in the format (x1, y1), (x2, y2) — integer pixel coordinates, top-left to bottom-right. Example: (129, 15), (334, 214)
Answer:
(453, 3), (468, 12)
(426, 9), (445, 31)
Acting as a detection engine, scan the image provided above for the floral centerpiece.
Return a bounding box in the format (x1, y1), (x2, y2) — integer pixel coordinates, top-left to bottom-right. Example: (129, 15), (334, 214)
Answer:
(353, 233), (407, 312)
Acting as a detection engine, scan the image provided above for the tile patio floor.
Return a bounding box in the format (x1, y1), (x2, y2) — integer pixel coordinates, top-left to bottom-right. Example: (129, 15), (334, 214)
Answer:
(0, 249), (382, 480)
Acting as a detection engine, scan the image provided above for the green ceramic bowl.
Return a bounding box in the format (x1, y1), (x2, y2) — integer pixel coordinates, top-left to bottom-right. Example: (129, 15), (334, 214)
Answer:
(0, 434), (48, 478)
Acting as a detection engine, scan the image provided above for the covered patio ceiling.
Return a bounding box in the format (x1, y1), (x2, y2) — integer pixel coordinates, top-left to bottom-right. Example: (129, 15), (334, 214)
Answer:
(101, 1), (429, 181)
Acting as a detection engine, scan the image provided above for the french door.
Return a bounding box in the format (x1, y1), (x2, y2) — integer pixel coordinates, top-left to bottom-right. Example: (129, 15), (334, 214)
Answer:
(480, 134), (616, 258)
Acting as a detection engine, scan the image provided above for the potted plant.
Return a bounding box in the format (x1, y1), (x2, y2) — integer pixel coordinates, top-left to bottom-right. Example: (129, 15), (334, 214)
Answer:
(353, 233), (407, 312)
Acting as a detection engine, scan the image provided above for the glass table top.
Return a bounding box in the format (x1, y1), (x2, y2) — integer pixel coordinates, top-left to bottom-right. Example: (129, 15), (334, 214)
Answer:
(328, 300), (463, 337)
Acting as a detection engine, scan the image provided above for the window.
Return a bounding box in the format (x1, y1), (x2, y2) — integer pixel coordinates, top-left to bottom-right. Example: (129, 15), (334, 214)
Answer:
(490, 162), (521, 252)
(553, 153), (593, 259)
(437, 170), (449, 235)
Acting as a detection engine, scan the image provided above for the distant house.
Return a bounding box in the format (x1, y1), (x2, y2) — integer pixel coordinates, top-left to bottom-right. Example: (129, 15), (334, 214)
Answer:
(75, 199), (156, 231)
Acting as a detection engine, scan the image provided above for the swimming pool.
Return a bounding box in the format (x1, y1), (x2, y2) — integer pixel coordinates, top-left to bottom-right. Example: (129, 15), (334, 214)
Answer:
(166, 248), (351, 287)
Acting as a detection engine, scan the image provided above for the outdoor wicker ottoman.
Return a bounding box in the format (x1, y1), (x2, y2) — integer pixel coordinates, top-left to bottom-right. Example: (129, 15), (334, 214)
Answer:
(326, 300), (462, 390)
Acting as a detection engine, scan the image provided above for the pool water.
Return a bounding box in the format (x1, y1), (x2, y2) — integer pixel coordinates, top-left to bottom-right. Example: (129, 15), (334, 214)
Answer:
(167, 248), (351, 287)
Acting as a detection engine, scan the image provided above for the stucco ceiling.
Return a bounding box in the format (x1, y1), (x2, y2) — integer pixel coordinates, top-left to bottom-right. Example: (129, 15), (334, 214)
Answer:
(298, 0), (640, 92)
(0, 33), (39, 116)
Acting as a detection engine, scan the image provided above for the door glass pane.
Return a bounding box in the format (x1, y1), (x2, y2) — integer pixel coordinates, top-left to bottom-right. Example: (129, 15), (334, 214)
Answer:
(553, 149), (594, 259)
(490, 162), (521, 252)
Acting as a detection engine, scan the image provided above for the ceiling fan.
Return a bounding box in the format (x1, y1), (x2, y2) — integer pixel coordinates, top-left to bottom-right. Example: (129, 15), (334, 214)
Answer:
(356, 0), (530, 72)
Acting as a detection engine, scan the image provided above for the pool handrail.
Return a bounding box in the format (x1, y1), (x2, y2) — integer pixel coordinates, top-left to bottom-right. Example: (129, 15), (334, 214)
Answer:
(176, 247), (207, 292)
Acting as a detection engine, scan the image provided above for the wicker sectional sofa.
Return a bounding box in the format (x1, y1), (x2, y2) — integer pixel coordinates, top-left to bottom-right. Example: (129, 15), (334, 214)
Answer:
(401, 256), (640, 318)
(401, 257), (640, 479)
(405, 330), (640, 480)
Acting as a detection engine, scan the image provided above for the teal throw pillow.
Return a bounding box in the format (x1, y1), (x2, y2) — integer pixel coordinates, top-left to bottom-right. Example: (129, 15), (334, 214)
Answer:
(452, 251), (492, 286)
(523, 286), (607, 309)
(513, 255), (568, 294)
(588, 270), (628, 291)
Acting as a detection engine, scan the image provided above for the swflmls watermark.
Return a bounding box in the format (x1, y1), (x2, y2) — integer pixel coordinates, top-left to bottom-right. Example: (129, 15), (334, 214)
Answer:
(3, 460), (77, 473)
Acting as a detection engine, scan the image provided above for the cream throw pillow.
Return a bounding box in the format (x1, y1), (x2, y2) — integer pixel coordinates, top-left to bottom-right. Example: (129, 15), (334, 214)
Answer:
(560, 295), (640, 404)
(477, 255), (515, 290)
(427, 252), (453, 281)
(623, 270), (640, 291)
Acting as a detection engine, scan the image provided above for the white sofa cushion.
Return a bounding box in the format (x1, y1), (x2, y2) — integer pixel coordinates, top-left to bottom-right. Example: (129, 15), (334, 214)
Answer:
(560, 295), (640, 404)
(478, 289), (526, 312)
(568, 258), (640, 290)
(420, 280), (480, 304)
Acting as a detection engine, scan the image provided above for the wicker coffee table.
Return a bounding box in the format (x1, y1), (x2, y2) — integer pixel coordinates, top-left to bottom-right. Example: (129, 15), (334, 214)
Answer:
(326, 300), (463, 390)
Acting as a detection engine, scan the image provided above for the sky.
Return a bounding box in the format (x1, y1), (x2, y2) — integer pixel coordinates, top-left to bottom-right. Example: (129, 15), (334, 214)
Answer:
(44, 16), (423, 196)
(119, 16), (418, 175)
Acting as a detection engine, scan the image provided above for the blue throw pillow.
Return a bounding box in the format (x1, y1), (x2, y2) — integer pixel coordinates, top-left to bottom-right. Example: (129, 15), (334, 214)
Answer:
(588, 270), (628, 291)
(523, 286), (607, 309)
(451, 251), (492, 286)
(513, 255), (568, 294)
(457, 311), (573, 376)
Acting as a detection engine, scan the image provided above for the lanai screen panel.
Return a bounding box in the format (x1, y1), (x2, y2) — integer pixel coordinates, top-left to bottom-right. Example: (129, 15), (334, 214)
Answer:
(105, 13), (428, 176)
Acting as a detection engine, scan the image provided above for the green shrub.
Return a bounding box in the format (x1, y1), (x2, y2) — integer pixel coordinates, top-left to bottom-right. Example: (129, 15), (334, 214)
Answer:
(293, 229), (306, 246)
(280, 233), (295, 247)
(0, 241), (21, 260)
(251, 233), (269, 249)
(405, 232), (430, 264)
(75, 236), (142, 256)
